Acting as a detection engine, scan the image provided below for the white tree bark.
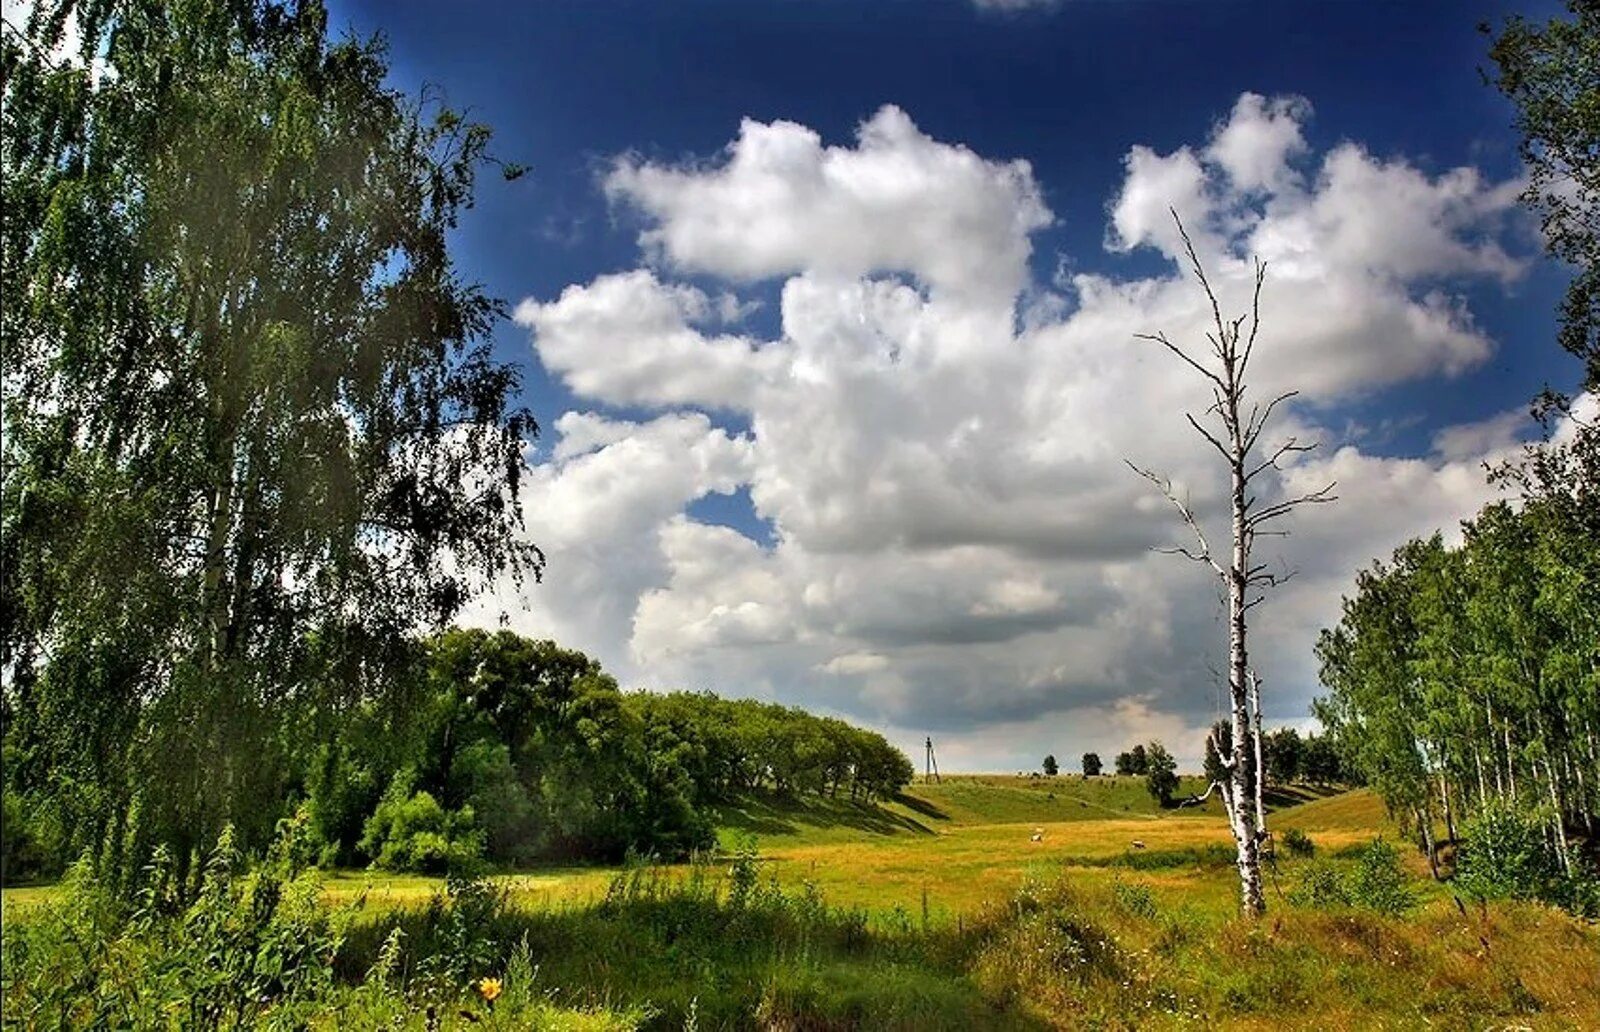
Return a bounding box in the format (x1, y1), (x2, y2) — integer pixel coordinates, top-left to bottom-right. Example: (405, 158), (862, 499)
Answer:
(1129, 212), (1334, 918)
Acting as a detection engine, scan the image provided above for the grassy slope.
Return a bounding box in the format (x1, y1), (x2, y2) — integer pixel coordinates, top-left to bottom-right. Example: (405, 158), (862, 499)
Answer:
(715, 774), (1345, 846)
(708, 777), (1368, 916)
(1272, 786), (1389, 831)
(714, 774), (1218, 848)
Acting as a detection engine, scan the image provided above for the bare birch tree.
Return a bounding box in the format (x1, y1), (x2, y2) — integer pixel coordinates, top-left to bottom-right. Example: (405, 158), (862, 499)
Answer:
(1129, 211), (1335, 917)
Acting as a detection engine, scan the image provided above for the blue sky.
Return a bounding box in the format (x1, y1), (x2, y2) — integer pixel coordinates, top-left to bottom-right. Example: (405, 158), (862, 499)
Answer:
(325, 0), (1582, 769)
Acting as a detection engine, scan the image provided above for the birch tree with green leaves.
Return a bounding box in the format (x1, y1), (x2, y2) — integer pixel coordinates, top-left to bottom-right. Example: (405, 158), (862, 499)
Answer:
(1, 0), (539, 886)
(1315, 450), (1599, 881)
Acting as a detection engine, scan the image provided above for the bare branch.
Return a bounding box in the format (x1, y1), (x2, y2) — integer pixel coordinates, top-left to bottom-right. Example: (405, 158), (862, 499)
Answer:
(1244, 436), (1317, 483)
(1244, 482), (1338, 528)
(1185, 412), (1232, 463)
(1135, 331), (1224, 390)
(1237, 257), (1266, 378)
(1242, 389), (1299, 454)
(1125, 460), (1225, 579)
(1171, 209), (1230, 362)
(1178, 780), (1224, 807)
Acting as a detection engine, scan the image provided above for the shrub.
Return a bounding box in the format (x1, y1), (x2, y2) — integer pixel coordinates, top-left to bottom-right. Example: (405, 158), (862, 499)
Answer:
(1112, 878), (1159, 919)
(1289, 861), (1351, 909)
(1455, 800), (1599, 916)
(1346, 839), (1414, 915)
(1281, 827), (1315, 858)
(1288, 840), (1413, 915)
(2, 828), (352, 1028)
(1455, 800), (1561, 900)
(359, 772), (485, 875)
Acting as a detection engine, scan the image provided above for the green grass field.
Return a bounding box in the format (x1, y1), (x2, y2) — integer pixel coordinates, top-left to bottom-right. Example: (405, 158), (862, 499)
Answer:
(0, 779), (1455, 922)
(6, 778), (1597, 1029)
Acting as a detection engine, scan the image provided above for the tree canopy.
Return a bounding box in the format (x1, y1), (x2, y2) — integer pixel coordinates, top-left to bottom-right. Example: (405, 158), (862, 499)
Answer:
(1485, 0), (1600, 409)
(1315, 483), (1598, 878)
(1, 0), (538, 881)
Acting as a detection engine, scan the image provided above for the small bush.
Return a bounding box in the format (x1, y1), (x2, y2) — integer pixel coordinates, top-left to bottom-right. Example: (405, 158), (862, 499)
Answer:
(1288, 840), (1413, 914)
(1455, 800), (1599, 917)
(1289, 861), (1351, 909)
(1281, 827), (1315, 858)
(358, 771), (484, 875)
(1112, 878), (1159, 919)
(1456, 801), (1560, 902)
(1346, 839), (1414, 915)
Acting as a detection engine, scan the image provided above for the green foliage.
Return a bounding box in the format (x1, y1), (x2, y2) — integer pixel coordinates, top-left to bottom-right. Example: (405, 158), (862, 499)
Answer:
(1263, 727), (1303, 785)
(1058, 844), (1237, 871)
(1288, 839), (1413, 915)
(1346, 839), (1415, 916)
(359, 773), (484, 875)
(451, 740), (539, 866)
(1111, 878), (1159, 919)
(1299, 733), (1344, 784)
(1315, 490), (1597, 886)
(1288, 861), (1351, 909)
(1041, 754), (1058, 776)
(3, 828), (351, 1027)
(1114, 744), (1150, 776)
(1281, 827), (1315, 858)
(1080, 751), (1102, 777)
(1, 0), (539, 873)
(291, 629), (906, 871)
(1, 829), (640, 1029)
(1, 783), (54, 884)
(1143, 741), (1178, 807)
(1456, 799), (1599, 916)
(1485, 0), (1599, 403)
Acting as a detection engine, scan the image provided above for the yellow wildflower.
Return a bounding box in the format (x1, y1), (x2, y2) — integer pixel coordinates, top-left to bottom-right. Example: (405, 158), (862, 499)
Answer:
(477, 977), (502, 1003)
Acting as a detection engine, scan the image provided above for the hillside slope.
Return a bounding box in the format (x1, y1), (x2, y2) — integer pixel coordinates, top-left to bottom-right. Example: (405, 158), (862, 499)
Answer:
(715, 774), (1350, 847)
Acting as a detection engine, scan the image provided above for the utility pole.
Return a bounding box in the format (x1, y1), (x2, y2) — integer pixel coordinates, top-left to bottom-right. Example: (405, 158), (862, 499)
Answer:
(925, 737), (941, 783)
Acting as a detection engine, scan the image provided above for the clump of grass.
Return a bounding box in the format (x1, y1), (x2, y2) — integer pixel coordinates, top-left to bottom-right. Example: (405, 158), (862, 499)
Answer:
(1060, 843), (1236, 871)
(1281, 827), (1315, 858)
(1111, 878), (1159, 919)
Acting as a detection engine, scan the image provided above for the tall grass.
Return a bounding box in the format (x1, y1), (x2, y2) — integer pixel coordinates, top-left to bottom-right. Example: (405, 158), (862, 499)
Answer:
(5, 829), (1597, 1029)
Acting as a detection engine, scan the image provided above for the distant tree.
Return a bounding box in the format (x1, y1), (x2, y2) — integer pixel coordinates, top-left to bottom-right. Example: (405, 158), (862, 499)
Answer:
(1203, 720), (1232, 786)
(1300, 733), (1343, 784)
(1042, 754), (1059, 776)
(1145, 742), (1179, 807)
(1113, 751), (1135, 776)
(1081, 752), (1103, 777)
(1129, 743), (1150, 776)
(1263, 728), (1304, 785)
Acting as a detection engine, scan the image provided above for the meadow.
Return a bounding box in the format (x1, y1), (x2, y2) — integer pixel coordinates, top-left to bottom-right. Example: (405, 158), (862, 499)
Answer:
(6, 775), (1597, 1029)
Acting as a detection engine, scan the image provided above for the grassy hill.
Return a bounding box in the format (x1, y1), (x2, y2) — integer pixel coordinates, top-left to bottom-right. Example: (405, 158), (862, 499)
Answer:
(1272, 787), (1389, 832)
(713, 774), (1346, 848)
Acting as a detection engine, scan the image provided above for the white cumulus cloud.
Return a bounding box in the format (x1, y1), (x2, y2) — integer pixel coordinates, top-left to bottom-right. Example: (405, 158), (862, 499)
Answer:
(496, 95), (1540, 769)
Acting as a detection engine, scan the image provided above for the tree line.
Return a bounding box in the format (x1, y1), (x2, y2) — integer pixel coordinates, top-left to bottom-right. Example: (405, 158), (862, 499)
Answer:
(1314, 436), (1598, 879)
(3, 627), (913, 882)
